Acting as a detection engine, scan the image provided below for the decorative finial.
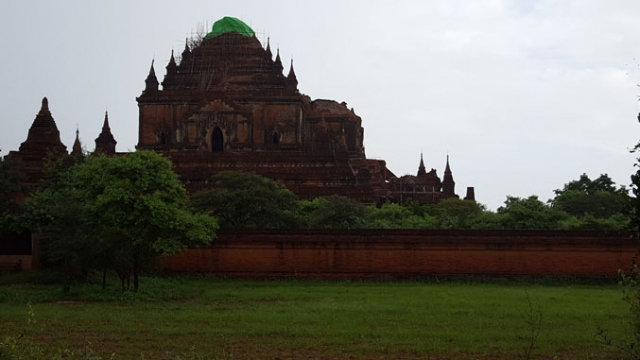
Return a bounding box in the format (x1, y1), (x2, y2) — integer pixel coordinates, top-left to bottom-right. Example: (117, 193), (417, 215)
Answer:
(39, 97), (51, 114)
(103, 111), (110, 130)
(37, 96), (52, 117)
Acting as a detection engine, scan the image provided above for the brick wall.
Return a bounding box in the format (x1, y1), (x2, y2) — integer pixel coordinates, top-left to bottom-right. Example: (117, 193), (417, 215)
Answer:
(161, 230), (640, 278)
(0, 255), (32, 272)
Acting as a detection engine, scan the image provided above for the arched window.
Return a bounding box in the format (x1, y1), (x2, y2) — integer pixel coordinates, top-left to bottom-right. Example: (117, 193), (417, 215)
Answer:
(212, 127), (224, 152)
(160, 133), (167, 145)
(273, 132), (279, 145)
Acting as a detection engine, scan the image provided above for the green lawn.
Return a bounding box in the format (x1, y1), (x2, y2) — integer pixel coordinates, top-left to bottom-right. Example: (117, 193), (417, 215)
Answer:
(0, 274), (632, 359)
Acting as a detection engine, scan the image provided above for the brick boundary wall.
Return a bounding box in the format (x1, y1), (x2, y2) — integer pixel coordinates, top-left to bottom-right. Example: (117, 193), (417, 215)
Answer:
(0, 255), (32, 272)
(161, 230), (640, 279)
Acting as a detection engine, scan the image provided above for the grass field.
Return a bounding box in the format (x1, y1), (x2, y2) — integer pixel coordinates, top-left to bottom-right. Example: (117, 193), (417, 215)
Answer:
(0, 274), (633, 359)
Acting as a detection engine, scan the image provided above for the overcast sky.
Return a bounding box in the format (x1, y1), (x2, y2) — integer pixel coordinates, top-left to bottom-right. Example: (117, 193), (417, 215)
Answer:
(1, 0), (639, 210)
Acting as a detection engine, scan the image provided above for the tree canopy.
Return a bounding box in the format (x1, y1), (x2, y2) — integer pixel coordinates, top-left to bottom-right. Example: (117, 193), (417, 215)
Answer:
(551, 173), (628, 219)
(24, 151), (218, 292)
(190, 171), (298, 229)
(496, 196), (568, 230)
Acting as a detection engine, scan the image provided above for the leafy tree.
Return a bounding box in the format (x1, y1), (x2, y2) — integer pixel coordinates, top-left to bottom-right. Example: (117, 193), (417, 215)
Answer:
(469, 211), (509, 230)
(300, 195), (366, 229)
(557, 214), (630, 231)
(433, 198), (484, 229)
(0, 156), (24, 208)
(190, 171), (299, 229)
(496, 196), (568, 230)
(631, 164), (640, 231)
(0, 156), (26, 235)
(551, 173), (628, 219)
(362, 203), (437, 229)
(24, 151), (217, 292)
(556, 173), (623, 194)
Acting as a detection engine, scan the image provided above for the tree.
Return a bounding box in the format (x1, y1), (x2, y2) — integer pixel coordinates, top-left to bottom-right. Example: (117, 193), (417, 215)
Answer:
(496, 196), (568, 230)
(630, 162), (640, 231)
(551, 173), (628, 219)
(300, 195), (366, 229)
(190, 171), (299, 229)
(362, 202), (438, 229)
(433, 198), (484, 229)
(0, 156), (26, 235)
(469, 211), (509, 230)
(557, 214), (630, 231)
(24, 151), (217, 292)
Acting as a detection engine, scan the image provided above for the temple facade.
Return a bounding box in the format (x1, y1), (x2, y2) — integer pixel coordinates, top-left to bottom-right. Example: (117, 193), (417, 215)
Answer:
(5, 17), (473, 204)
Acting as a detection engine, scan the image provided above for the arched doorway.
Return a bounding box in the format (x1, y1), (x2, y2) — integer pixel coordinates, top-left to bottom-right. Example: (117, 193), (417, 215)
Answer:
(273, 132), (279, 144)
(212, 127), (224, 152)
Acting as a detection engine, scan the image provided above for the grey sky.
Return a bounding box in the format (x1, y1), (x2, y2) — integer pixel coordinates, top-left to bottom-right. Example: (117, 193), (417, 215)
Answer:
(1, 0), (639, 210)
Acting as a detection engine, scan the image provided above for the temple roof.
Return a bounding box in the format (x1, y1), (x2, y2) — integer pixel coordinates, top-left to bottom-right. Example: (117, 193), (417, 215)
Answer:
(95, 111), (117, 154)
(18, 97), (67, 154)
(204, 17), (255, 39)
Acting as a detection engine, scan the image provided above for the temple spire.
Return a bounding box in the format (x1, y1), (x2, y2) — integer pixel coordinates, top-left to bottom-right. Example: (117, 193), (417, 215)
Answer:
(417, 153), (427, 176)
(265, 37), (273, 60)
(167, 49), (177, 70)
(102, 111), (111, 131)
(95, 111), (117, 155)
(19, 97), (67, 154)
(442, 155), (455, 195)
(71, 127), (82, 157)
(163, 50), (178, 89)
(144, 59), (159, 93)
(39, 97), (51, 116)
(180, 38), (191, 67)
(287, 58), (298, 86)
(274, 48), (283, 74)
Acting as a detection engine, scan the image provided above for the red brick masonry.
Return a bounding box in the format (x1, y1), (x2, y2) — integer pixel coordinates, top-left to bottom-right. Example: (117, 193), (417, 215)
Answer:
(161, 230), (640, 278)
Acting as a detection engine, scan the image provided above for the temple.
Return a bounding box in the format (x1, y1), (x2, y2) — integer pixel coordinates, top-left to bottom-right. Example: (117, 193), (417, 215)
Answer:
(5, 98), (67, 188)
(5, 17), (474, 204)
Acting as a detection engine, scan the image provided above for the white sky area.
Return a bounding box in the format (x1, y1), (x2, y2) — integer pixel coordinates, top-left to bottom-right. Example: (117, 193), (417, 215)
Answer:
(1, 0), (639, 210)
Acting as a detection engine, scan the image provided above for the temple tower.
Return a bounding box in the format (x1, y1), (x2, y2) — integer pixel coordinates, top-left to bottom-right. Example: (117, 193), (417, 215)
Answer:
(417, 153), (427, 177)
(442, 155), (455, 195)
(5, 97), (67, 188)
(71, 128), (83, 158)
(94, 111), (117, 155)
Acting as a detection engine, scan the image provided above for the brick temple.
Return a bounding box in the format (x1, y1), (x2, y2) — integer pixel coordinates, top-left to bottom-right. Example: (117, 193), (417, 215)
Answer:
(5, 17), (473, 205)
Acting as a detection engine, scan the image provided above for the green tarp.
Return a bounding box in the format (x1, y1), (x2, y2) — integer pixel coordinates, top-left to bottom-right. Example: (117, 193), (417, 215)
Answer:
(204, 17), (255, 39)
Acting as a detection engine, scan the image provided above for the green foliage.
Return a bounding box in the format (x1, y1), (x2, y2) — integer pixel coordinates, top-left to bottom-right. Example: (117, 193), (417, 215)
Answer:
(555, 173), (625, 195)
(558, 214), (630, 231)
(620, 266), (640, 355)
(363, 203), (437, 229)
(300, 195), (366, 229)
(469, 211), (509, 229)
(0, 157), (24, 212)
(551, 173), (628, 219)
(631, 165), (640, 231)
(0, 157), (26, 237)
(191, 171), (298, 229)
(22, 151), (217, 292)
(497, 196), (568, 230)
(597, 265), (640, 358)
(433, 198), (484, 229)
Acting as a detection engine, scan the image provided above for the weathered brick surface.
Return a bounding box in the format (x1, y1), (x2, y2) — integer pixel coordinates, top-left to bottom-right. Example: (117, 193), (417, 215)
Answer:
(161, 230), (639, 278)
(0, 255), (32, 272)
